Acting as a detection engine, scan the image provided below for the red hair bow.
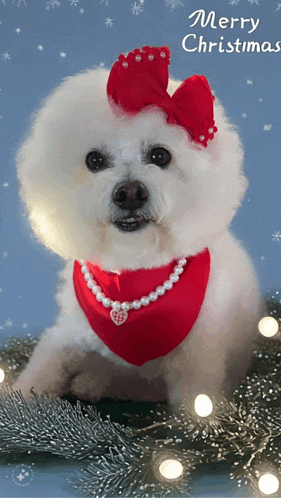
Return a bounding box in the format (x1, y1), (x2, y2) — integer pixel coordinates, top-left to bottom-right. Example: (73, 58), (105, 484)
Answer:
(106, 46), (217, 147)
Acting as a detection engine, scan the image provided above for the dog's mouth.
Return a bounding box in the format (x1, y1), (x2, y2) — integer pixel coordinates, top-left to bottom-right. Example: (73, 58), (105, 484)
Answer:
(113, 217), (150, 233)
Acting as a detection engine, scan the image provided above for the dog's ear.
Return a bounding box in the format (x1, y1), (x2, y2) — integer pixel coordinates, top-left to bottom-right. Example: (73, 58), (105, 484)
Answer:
(211, 96), (248, 211)
(15, 68), (112, 261)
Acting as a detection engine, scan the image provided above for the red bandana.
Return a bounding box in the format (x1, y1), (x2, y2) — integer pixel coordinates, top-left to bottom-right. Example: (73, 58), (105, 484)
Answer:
(107, 46), (217, 147)
(73, 249), (210, 366)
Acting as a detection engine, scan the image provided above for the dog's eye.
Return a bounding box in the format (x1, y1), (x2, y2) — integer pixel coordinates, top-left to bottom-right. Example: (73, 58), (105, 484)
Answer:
(148, 147), (171, 168)
(85, 151), (108, 172)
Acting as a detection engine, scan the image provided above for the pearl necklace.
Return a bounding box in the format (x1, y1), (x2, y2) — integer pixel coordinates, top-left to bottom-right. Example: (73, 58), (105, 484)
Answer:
(79, 257), (187, 326)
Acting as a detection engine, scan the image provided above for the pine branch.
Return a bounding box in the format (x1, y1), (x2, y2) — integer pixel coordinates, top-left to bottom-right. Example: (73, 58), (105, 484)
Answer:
(0, 387), (133, 461)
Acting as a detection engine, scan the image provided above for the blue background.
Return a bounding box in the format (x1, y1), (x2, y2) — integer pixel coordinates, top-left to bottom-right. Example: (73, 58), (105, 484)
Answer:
(0, 0), (281, 496)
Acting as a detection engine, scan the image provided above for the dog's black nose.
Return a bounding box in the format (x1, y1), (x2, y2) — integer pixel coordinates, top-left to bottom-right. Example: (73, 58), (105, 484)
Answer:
(112, 181), (148, 211)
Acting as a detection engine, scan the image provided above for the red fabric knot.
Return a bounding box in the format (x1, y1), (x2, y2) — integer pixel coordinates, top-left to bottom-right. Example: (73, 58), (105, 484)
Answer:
(106, 45), (217, 147)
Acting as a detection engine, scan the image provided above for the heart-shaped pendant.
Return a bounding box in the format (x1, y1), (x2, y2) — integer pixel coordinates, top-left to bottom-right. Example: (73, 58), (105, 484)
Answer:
(110, 309), (128, 326)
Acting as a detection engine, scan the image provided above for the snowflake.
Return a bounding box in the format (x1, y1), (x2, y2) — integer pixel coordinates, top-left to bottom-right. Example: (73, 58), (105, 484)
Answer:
(3, 182), (9, 187)
(38, 45), (44, 50)
(0, 326), (3, 330)
(273, 231), (281, 242)
(259, 98), (262, 102)
(79, 8), (84, 13)
(165, 0), (183, 9)
(12, 0), (27, 6)
(60, 51), (67, 58)
(131, 1), (143, 14)
(69, 0), (79, 5)
(22, 323), (28, 328)
(1, 0), (6, 5)
(241, 113), (247, 118)
(105, 17), (113, 26)
(4, 319), (13, 327)
(229, 0), (240, 4)
(2, 52), (11, 61)
(2, 252), (8, 257)
(0, 288), (3, 292)
(264, 124), (273, 131)
(248, 0), (259, 4)
(46, 0), (61, 9)
(15, 28), (21, 34)
(276, 3), (281, 11)
(261, 256), (265, 261)
(100, 0), (109, 5)
(247, 79), (253, 85)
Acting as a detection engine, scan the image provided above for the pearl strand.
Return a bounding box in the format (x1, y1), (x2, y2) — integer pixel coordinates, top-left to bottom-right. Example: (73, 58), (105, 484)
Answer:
(79, 258), (187, 313)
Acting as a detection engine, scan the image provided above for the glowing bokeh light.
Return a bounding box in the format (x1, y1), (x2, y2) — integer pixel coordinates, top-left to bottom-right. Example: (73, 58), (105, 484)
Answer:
(194, 394), (213, 417)
(0, 369), (5, 383)
(159, 459), (183, 480)
(258, 473), (279, 495)
(258, 317), (279, 337)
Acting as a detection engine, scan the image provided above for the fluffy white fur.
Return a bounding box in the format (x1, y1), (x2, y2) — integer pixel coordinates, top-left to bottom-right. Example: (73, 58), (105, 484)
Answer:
(13, 67), (264, 409)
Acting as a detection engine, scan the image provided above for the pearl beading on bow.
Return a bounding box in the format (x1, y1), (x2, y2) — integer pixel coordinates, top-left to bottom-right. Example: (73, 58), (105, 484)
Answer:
(106, 45), (218, 147)
(121, 48), (169, 67)
(79, 258), (187, 326)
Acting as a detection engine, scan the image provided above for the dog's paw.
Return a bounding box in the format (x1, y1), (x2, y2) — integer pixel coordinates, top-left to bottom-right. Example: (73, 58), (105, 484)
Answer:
(69, 371), (108, 403)
(12, 380), (58, 402)
(12, 382), (37, 401)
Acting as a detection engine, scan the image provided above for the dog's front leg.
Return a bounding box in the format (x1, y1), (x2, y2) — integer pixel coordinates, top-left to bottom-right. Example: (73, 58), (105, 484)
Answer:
(12, 329), (76, 400)
(164, 337), (227, 414)
(12, 325), (109, 402)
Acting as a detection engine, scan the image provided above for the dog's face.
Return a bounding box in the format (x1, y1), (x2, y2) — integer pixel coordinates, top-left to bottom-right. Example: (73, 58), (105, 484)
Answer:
(17, 68), (248, 270)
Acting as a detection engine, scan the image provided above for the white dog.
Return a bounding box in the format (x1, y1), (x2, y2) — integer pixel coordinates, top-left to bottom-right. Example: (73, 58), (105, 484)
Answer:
(13, 46), (263, 410)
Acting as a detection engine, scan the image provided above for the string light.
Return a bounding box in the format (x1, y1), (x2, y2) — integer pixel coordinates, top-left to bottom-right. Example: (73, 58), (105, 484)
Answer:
(152, 450), (185, 484)
(0, 369), (5, 383)
(194, 394), (213, 417)
(159, 459), (183, 480)
(258, 473), (279, 495)
(258, 317), (279, 337)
